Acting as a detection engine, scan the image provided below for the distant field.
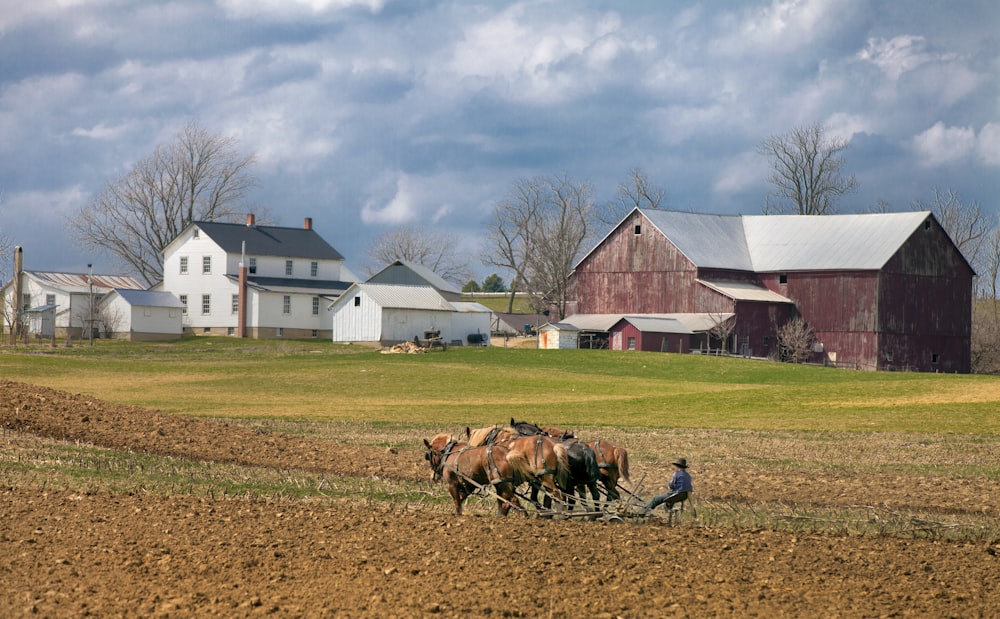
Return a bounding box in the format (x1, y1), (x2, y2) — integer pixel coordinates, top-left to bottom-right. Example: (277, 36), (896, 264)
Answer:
(2, 337), (997, 435)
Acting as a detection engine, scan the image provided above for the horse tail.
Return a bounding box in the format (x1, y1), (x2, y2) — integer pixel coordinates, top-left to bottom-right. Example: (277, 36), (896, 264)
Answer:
(553, 442), (571, 490)
(505, 448), (533, 486)
(615, 447), (631, 483)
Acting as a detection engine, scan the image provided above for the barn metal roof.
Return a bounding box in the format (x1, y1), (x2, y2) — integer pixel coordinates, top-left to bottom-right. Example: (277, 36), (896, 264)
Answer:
(368, 260), (460, 294)
(697, 279), (793, 303)
(741, 212), (930, 271)
(641, 210), (753, 270)
(562, 312), (735, 333)
(354, 283), (455, 311)
(111, 289), (185, 308)
(618, 316), (694, 334)
(193, 221), (345, 261)
(638, 209), (933, 272)
(24, 271), (145, 294)
(450, 302), (492, 313)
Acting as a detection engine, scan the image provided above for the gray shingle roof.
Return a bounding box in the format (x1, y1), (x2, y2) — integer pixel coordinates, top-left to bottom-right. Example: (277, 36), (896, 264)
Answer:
(194, 221), (344, 261)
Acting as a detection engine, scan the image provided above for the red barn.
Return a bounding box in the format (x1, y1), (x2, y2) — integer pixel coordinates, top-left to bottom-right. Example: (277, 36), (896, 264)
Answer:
(568, 209), (973, 372)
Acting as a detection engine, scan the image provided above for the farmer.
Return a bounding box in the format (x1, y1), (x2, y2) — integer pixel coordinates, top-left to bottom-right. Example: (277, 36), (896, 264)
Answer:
(643, 457), (692, 513)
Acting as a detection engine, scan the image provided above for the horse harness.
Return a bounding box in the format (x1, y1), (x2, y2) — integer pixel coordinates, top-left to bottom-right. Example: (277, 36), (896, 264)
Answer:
(592, 439), (612, 471)
(436, 440), (514, 487)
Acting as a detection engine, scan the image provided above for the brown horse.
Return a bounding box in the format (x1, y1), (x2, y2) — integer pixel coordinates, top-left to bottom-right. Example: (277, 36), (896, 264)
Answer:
(466, 425), (571, 514)
(586, 439), (631, 500)
(501, 434), (570, 514)
(423, 434), (526, 516)
(510, 419), (601, 514)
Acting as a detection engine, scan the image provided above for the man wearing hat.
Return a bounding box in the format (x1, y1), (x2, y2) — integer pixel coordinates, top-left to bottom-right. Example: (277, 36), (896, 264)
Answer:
(642, 457), (692, 513)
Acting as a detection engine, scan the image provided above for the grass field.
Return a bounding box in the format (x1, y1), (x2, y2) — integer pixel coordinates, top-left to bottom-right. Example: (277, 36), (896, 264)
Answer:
(3, 337), (999, 541)
(1, 337), (997, 434)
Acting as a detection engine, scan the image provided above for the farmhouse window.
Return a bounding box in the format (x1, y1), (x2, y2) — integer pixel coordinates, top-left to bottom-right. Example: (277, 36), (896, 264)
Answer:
(231, 294), (239, 314)
(180, 257), (188, 274)
(779, 274), (788, 284)
(283, 295), (291, 314)
(312, 296), (320, 315)
(310, 261), (318, 277)
(202, 256), (211, 274)
(354, 296), (361, 307)
(21, 293), (31, 311)
(227, 327), (235, 336)
(627, 336), (636, 350)
(248, 257), (257, 274)
(285, 260), (293, 276)
(46, 294), (55, 306)
(179, 295), (187, 314)
(193, 229), (199, 239)
(311, 330), (318, 338)
(276, 327), (284, 337)
(201, 294), (211, 315)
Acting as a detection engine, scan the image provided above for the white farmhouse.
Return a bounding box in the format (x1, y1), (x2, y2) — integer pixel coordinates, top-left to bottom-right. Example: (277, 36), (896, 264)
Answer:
(159, 214), (356, 338)
(330, 283), (491, 346)
(2, 270), (144, 340)
(99, 289), (185, 341)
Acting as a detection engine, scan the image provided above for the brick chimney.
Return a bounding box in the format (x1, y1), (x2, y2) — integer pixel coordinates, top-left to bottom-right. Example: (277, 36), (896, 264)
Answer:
(246, 213), (255, 226)
(304, 217), (312, 230)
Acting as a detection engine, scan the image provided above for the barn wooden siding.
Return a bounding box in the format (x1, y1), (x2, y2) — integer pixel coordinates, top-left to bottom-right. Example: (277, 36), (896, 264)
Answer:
(877, 218), (972, 372)
(610, 322), (690, 353)
(573, 212), (701, 314)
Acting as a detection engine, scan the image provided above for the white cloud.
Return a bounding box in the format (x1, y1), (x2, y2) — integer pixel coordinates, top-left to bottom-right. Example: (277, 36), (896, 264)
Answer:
(715, 0), (850, 56)
(217, 0), (385, 20)
(912, 122), (976, 166)
(857, 35), (938, 81)
(361, 173), (418, 225)
(976, 123), (1000, 166)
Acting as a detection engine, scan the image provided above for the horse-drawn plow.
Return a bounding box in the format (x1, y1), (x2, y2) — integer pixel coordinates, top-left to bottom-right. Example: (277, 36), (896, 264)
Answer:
(423, 418), (686, 523)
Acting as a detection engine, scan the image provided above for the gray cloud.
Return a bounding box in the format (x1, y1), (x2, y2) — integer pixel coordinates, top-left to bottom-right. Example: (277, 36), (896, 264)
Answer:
(1, 0), (997, 281)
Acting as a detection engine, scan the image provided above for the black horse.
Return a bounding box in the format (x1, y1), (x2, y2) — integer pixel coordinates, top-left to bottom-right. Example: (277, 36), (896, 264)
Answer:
(510, 418), (602, 515)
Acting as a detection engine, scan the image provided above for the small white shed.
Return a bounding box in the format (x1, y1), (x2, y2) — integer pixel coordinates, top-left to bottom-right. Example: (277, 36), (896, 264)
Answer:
(538, 322), (579, 349)
(330, 283), (490, 346)
(100, 289), (185, 341)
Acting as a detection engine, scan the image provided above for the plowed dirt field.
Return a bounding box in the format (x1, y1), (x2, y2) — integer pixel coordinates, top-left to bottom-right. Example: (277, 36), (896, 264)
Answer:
(1, 379), (998, 618)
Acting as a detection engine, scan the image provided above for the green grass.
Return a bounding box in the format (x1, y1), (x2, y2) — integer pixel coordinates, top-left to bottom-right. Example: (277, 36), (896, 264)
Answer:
(2, 338), (998, 434)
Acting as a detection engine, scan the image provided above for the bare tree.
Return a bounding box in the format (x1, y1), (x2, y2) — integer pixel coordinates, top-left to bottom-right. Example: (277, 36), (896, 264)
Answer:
(483, 174), (596, 318)
(67, 121), (258, 285)
(758, 123), (858, 215)
(0, 192), (11, 285)
(916, 187), (994, 276)
(598, 168), (666, 227)
(982, 228), (1000, 302)
(707, 313), (737, 355)
(483, 177), (547, 313)
(776, 316), (815, 363)
(363, 224), (472, 286)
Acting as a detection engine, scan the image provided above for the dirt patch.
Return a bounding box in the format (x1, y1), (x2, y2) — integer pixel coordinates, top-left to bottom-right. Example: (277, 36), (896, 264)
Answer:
(1, 379), (999, 617)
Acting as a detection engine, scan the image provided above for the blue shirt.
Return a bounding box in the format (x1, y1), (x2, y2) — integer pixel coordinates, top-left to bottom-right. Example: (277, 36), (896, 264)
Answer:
(668, 469), (692, 493)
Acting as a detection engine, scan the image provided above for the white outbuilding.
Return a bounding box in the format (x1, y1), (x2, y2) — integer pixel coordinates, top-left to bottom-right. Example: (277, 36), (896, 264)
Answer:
(99, 289), (185, 341)
(330, 283), (491, 346)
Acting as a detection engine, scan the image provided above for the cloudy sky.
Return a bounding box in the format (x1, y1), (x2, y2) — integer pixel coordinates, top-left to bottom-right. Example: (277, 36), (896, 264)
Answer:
(1, 0), (998, 283)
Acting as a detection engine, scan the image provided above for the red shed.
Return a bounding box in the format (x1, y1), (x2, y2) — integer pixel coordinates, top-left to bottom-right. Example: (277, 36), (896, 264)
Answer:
(569, 209), (973, 372)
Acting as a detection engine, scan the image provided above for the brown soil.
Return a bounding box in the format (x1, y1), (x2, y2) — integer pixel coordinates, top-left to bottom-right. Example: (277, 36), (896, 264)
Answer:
(2, 379), (998, 618)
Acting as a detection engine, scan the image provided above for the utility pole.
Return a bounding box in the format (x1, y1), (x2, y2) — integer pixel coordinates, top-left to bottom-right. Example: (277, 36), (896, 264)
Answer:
(88, 263), (94, 347)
